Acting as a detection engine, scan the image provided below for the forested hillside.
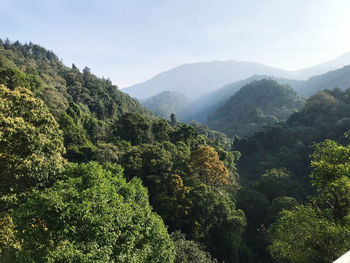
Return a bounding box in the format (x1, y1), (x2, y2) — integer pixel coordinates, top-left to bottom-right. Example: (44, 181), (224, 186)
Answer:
(0, 40), (244, 263)
(141, 91), (188, 119)
(296, 65), (350, 97)
(154, 66), (350, 126)
(1, 39), (350, 263)
(180, 76), (302, 123)
(0, 39), (150, 120)
(172, 66), (350, 125)
(234, 87), (350, 262)
(207, 79), (305, 137)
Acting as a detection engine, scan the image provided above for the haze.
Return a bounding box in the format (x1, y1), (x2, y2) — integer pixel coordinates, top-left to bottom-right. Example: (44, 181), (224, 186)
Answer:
(1, 0), (349, 87)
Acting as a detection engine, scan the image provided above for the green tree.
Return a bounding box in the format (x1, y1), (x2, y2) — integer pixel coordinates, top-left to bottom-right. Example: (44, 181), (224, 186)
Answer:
(268, 196), (298, 220)
(112, 113), (153, 145)
(170, 113), (177, 126)
(9, 162), (175, 263)
(0, 212), (20, 262)
(237, 187), (271, 262)
(0, 68), (42, 92)
(254, 168), (301, 202)
(185, 182), (246, 263)
(310, 139), (350, 221)
(171, 231), (215, 263)
(269, 205), (350, 263)
(269, 139), (350, 263)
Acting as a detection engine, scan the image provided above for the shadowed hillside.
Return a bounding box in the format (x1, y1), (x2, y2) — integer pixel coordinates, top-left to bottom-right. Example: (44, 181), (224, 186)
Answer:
(207, 79), (305, 137)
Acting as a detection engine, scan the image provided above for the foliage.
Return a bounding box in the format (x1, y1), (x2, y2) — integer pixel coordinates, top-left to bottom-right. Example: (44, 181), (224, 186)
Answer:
(190, 121), (234, 151)
(120, 139), (244, 262)
(310, 139), (350, 221)
(9, 162), (175, 263)
(0, 85), (65, 196)
(112, 112), (153, 145)
(184, 182), (246, 263)
(269, 205), (350, 263)
(235, 88), (350, 261)
(0, 39), (254, 262)
(0, 212), (20, 262)
(208, 79), (305, 137)
(142, 91), (189, 119)
(171, 231), (215, 263)
(0, 40), (151, 120)
(269, 139), (350, 263)
(235, 87), (350, 188)
(9, 38), (350, 262)
(183, 76), (302, 124)
(254, 168), (302, 202)
(0, 68), (42, 92)
(190, 145), (230, 187)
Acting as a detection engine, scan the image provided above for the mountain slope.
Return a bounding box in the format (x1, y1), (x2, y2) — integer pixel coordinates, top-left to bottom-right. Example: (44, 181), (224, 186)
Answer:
(180, 75), (303, 123)
(296, 65), (350, 97)
(141, 91), (188, 119)
(0, 39), (151, 121)
(292, 51), (350, 79)
(207, 79), (305, 137)
(0, 39), (153, 162)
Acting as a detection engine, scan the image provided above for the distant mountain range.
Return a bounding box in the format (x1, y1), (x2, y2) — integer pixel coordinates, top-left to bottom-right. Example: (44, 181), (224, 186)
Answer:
(136, 60), (350, 123)
(123, 51), (350, 101)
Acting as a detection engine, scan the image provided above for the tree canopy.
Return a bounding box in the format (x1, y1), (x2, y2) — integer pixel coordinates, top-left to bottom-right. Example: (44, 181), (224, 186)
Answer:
(0, 85), (65, 197)
(268, 139), (350, 263)
(9, 163), (175, 263)
(208, 79), (305, 137)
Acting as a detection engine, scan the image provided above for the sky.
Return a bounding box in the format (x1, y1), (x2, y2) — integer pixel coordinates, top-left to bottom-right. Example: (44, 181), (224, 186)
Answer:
(1, 0), (350, 88)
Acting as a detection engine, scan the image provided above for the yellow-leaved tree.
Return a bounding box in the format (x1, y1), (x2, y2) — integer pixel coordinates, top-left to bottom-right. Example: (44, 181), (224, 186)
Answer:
(0, 84), (65, 197)
(189, 145), (229, 187)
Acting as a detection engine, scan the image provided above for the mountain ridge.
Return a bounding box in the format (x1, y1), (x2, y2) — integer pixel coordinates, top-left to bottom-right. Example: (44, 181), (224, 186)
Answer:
(123, 51), (350, 100)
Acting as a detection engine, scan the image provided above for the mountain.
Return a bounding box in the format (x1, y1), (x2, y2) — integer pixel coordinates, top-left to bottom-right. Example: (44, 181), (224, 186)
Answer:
(0, 40), (151, 121)
(123, 52), (350, 101)
(236, 86), (350, 183)
(181, 63), (350, 123)
(141, 91), (188, 119)
(207, 79), (305, 137)
(180, 75), (303, 123)
(0, 39), (153, 162)
(291, 51), (350, 79)
(296, 65), (350, 97)
(123, 61), (292, 100)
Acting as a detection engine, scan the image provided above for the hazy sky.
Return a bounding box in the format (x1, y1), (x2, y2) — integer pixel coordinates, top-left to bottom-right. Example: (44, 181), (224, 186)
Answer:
(1, 0), (350, 87)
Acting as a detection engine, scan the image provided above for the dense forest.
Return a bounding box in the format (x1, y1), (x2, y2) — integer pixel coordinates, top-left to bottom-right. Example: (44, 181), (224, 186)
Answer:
(179, 75), (302, 124)
(1, 39), (350, 263)
(141, 91), (189, 119)
(207, 79), (305, 137)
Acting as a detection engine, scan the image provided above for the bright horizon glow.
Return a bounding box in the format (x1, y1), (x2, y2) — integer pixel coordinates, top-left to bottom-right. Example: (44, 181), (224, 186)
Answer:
(1, 0), (350, 88)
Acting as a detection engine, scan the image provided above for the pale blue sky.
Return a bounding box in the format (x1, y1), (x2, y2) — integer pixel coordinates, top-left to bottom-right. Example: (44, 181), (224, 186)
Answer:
(1, 0), (350, 87)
